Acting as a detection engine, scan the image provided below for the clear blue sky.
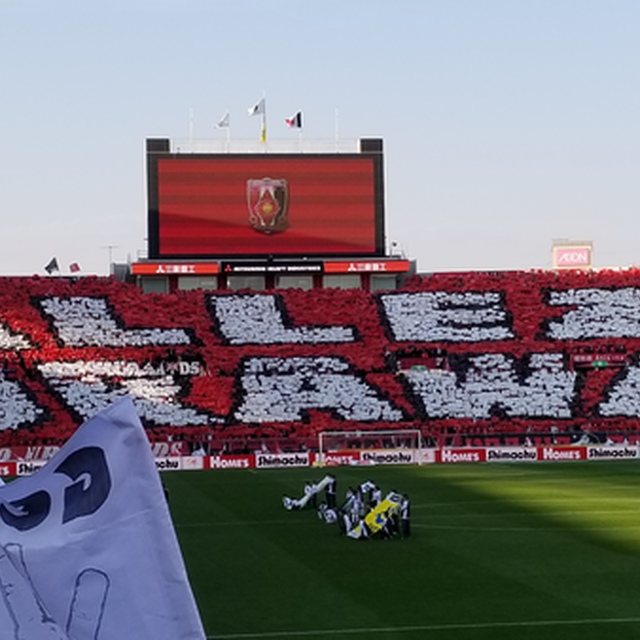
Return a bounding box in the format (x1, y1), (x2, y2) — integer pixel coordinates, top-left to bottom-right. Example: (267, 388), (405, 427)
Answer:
(1, 0), (638, 275)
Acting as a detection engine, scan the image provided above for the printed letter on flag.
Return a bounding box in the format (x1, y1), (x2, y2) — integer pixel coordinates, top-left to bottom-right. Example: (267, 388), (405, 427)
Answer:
(0, 397), (205, 639)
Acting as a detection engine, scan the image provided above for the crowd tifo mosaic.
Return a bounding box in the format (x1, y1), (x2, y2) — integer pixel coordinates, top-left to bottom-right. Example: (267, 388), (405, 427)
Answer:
(2, 268), (640, 451)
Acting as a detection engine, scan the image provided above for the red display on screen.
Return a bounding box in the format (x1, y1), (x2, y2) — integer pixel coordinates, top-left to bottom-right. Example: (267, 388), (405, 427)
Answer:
(154, 155), (381, 257)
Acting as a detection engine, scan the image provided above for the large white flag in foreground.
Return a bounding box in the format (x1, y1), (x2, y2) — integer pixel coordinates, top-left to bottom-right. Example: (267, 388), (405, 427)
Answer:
(0, 397), (205, 639)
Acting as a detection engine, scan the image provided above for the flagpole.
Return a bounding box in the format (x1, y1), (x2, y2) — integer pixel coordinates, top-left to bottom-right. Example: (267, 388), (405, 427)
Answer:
(215, 110), (231, 152)
(189, 107), (194, 152)
(248, 94), (267, 148)
(261, 90), (267, 150)
(225, 107), (230, 152)
(334, 107), (340, 152)
(286, 111), (303, 149)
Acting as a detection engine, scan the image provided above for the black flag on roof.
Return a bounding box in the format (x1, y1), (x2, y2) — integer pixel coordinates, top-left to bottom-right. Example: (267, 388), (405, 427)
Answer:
(44, 257), (59, 274)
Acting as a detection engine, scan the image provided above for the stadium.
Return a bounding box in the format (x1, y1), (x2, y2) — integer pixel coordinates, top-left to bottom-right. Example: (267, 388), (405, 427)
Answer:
(3, 137), (640, 639)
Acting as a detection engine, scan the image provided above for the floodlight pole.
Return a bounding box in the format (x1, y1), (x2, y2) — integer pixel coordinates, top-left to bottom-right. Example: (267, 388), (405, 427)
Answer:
(101, 245), (119, 275)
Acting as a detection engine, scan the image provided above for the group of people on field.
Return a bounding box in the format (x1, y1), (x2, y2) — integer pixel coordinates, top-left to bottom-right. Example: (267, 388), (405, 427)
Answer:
(283, 474), (410, 540)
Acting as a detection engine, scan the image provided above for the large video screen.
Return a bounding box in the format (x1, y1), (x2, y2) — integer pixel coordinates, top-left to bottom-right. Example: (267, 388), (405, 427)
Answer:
(147, 150), (384, 258)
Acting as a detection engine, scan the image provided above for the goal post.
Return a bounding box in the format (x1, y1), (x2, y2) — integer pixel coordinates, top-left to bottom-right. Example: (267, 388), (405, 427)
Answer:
(317, 429), (425, 467)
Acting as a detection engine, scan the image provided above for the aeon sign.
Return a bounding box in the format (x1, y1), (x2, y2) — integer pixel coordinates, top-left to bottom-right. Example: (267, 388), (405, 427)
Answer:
(553, 245), (593, 269)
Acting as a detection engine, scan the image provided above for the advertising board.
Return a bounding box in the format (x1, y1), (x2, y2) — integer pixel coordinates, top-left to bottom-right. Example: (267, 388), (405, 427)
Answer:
(552, 243), (593, 269)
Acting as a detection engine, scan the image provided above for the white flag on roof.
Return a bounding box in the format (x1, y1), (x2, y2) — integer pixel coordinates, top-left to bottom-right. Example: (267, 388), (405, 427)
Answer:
(248, 97), (265, 116)
(215, 110), (230, 128)
(0, 397), (205, 639)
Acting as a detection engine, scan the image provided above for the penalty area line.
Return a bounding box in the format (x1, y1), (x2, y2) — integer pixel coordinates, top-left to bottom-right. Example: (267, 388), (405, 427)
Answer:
(206, 616), (640, 639)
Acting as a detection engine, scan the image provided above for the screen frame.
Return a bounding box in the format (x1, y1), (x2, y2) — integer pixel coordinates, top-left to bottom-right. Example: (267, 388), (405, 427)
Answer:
(146, 139), (386, 259)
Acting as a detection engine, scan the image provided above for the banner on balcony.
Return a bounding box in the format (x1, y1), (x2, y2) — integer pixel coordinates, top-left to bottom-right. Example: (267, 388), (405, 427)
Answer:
(0, 397), (205, 640)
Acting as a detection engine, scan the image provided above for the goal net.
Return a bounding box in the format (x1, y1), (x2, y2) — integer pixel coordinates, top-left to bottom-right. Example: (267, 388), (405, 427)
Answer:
(317, 429), (424, 467)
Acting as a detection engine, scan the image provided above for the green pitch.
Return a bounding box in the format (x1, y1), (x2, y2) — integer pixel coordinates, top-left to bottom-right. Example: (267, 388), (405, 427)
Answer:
(164, 462), (640, 639)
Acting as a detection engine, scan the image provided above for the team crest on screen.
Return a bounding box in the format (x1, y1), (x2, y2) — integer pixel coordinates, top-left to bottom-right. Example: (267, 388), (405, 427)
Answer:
(247, 178), (289, 234)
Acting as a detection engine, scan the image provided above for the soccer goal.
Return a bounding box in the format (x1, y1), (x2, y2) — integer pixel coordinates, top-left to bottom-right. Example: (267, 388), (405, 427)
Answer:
(317, 429), (425, 467)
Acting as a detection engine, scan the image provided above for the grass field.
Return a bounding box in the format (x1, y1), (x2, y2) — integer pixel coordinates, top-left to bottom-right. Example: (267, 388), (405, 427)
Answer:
(164, 462), (640, 639)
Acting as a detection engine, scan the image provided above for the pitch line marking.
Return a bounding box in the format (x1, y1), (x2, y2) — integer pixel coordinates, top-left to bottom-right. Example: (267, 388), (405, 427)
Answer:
(177, 518), (640, 532)
(414, 523), (640, 532)
(206, 616), (640, 638)
(427, 508), (640, 518)
(178, 515), (640, 531)
(424, 496), (640, 509)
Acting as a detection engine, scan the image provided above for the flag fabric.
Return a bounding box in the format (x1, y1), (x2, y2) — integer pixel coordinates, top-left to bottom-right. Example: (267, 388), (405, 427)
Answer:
(44, 257), (59, 274)
(248, 97), (265, 116)
(0, 397), (206, 639)
(69, 262), (81, 273)
(215, 111), (230, 128)
(364, 492), (402, 534)
(285, 111), (303, 129)
(260, 120), (267, 144)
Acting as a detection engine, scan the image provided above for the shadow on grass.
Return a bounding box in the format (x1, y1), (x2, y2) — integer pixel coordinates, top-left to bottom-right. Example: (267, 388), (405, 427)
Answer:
(166, 463), (640, 640)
